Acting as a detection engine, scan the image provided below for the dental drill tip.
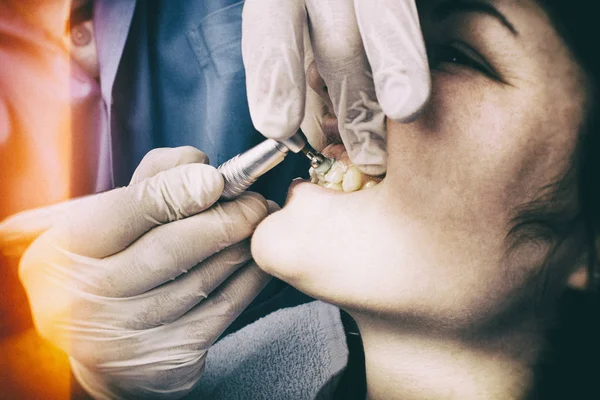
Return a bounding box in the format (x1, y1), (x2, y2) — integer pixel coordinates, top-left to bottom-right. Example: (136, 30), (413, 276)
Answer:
(301, 144), (333, 174)
(300, 144), (317, 158)
(314, 156), (333, 175)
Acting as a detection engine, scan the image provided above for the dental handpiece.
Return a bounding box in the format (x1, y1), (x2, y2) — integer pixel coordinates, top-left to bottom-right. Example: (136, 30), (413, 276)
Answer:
(217, 132), (333, 200)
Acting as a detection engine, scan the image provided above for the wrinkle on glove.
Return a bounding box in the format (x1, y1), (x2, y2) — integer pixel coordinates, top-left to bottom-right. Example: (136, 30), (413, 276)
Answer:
(189, 301), (348, 400)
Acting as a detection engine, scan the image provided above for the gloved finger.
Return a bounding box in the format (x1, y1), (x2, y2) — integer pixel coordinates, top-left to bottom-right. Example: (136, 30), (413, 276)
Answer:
(61, 265), (272, 399)
(0, 149), (209, 257)
(66, 261), (271, 368)
(130, 146), (209, 185)
(47, 163), (225, 258)
(242, 0), (307, 141)
(73, 241), (253, 331)
(167, 260), (272, 347)
(300, 24), (330, 151)
(126, 240), (253, 329)
(73, 355), (205, 400)
(266, 200), (281, 214)
(300, 60), (330, 152)
(305, 0), (388, 176)
(69, 357), (205, 400)
(92, 192), (268, 297)
(353, 0), (430, 122)
(0, 196), (90, 258)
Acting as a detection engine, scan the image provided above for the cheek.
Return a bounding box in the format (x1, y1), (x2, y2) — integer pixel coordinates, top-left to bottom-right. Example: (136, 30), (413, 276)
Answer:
(384, 75), (572, 233)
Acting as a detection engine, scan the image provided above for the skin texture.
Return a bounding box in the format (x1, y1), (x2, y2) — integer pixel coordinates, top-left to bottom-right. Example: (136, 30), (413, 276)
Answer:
(252, 0), (590, 398)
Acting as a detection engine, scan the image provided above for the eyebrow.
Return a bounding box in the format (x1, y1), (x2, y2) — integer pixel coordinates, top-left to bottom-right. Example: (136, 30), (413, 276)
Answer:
(432, 0), (519, 36)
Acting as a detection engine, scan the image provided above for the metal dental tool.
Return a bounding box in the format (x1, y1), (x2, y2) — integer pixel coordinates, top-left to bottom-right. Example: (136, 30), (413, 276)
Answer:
(218, 131), (333, 200)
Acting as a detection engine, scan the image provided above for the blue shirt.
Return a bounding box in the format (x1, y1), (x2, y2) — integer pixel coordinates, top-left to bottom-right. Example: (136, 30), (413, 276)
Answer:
(95, 0), (308, 205)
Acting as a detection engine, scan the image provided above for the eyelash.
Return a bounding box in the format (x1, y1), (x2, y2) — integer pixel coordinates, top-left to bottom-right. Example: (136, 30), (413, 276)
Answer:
(428, 43), (498, 80)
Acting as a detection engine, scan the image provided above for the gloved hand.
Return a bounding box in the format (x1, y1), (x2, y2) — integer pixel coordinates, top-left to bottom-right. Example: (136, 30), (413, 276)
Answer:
(242, 0), (430, 176)
(2, 147), (274, 400)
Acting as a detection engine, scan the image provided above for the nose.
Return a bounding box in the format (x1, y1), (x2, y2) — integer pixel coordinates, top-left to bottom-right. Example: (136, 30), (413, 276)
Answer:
(306, 61), (335, 114)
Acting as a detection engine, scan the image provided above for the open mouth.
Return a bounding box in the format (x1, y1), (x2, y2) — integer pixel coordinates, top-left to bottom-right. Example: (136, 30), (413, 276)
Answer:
(308, 113), (384, 192)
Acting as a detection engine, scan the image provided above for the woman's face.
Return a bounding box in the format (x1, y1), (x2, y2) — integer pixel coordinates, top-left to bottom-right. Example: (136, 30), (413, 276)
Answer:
(251, 0), (589, 330)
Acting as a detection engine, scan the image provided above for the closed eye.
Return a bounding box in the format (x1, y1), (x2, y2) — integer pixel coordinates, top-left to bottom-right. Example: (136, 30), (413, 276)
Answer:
(428, 42), (502, 82)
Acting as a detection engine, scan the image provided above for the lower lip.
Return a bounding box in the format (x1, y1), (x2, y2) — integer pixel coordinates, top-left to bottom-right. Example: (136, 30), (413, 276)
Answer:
(287, 177), (333, 199)
(288, 178), (310, 191)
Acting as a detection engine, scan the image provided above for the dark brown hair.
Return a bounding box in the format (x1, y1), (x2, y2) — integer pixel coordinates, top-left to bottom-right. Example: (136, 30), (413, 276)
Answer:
(542, 0), (600, 292)
(507, 0), (600, 294)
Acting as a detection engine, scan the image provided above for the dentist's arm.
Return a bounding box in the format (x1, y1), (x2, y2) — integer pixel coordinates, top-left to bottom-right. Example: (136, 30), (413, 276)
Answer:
(243, 0), (430, 176)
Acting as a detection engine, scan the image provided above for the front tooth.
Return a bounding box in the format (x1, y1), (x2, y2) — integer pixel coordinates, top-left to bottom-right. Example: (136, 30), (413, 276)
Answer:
(324, 162), (346, 183)
(342, 167), (363, 192)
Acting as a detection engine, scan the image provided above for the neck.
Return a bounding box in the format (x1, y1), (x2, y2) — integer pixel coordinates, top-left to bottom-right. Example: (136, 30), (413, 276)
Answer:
(355, 316), (543, 400)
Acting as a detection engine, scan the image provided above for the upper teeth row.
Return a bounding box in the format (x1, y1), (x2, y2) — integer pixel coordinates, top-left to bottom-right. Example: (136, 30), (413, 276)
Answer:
(309, 161), (377, 192)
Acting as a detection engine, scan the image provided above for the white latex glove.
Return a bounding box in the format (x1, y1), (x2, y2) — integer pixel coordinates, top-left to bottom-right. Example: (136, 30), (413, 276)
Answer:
(243, 0), (430, 176)
(2, 147), (274, 400)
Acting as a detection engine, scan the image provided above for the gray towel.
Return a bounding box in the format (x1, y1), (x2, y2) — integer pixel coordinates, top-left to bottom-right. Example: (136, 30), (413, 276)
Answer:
(189, 301), (349, 399)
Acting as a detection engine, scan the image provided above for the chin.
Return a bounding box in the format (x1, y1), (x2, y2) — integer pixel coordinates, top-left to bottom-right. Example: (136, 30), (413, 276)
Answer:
(250, 112), (392, 306)
(250, 169), (396, 311)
